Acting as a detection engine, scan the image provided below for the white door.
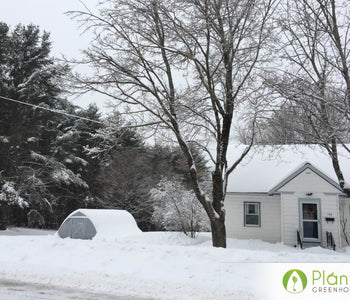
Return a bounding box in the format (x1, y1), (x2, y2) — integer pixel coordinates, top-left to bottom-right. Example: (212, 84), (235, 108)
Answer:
(299, 199), (321, 243)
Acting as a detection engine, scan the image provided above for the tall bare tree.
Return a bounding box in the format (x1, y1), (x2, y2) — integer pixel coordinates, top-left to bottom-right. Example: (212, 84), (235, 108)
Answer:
(68, 0), (276, 247)
(259, 0), (350, 196)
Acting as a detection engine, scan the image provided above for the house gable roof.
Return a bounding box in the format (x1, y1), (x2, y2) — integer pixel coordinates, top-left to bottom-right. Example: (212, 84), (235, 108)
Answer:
(268, 162), (343, 195)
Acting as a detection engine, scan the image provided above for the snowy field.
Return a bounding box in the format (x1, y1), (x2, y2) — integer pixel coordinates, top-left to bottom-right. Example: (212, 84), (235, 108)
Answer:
(1, 228), (350, 300)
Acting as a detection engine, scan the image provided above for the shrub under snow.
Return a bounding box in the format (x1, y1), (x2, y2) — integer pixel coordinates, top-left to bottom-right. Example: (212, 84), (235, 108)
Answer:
(151, 178), (210, 238)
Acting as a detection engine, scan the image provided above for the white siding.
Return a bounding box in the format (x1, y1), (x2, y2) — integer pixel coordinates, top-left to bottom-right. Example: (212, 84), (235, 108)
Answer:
(278, 168), (340, 193)
(225, 194), (281, 243)
(322, 194), (341, 248)
(280, 192), (298, 246)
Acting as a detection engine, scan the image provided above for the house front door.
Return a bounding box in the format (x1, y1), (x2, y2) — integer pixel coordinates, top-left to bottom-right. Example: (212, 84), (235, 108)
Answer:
(299, 199), (321, 244)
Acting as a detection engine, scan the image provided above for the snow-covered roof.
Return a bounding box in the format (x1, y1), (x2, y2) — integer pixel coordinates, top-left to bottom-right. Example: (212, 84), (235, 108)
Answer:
(63, 209), (141, 238)
(226, 145), (350, 193)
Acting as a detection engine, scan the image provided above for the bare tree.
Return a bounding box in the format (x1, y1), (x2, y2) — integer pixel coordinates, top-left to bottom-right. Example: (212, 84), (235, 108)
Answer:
(68, 0), (276, 247)
(258, 0), (350, 196)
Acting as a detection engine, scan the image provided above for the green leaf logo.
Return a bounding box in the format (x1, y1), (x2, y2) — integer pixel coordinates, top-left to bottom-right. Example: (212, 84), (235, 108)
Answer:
(282, 269), (308, 294)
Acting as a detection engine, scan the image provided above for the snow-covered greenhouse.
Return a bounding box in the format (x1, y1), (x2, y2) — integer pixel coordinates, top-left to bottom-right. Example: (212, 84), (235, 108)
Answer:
(57, 209), (141, 240)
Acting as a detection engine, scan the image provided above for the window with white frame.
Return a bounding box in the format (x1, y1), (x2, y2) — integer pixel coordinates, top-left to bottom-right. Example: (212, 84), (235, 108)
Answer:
(244, 202), (260, 227)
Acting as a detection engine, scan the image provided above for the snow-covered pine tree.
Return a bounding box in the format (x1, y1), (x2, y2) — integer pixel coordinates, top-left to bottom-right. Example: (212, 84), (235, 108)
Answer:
(0, 22), (101, 228)
(0, 22), (66, 227)
(0, 23), (66, 176)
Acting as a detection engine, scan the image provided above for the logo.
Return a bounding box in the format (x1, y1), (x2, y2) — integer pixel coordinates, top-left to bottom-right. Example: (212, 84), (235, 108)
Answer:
(283, 269), (308, 294)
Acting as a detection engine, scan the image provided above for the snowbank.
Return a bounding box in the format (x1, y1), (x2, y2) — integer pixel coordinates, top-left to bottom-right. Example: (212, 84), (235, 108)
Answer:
(1, 230), (350, 299)
(0, 227), (54, 236)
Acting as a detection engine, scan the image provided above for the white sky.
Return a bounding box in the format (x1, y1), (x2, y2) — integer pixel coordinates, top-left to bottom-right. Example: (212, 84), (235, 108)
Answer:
(0, 0), (110, 111)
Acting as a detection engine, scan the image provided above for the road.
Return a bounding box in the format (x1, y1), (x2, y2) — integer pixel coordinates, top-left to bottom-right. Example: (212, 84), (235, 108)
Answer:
(0, 279), (154, 300)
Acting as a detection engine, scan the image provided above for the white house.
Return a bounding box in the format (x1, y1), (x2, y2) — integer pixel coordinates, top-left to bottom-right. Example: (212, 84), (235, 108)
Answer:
(225, 145), (350, 249)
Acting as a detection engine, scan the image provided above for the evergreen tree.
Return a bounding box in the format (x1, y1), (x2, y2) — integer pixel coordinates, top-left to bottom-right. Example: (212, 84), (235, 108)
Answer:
(0, 22), (100, 228)
(0, 23), (67, 176)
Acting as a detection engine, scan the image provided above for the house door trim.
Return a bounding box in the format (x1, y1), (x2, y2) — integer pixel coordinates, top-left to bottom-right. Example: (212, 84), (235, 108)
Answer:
(299, 198), (322, 244)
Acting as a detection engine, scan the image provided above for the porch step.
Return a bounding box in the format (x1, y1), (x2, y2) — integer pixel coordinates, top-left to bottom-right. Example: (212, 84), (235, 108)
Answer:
(301, 241), (321, 249)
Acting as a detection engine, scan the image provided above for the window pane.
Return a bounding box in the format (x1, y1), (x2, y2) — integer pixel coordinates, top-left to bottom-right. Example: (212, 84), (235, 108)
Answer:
(302, 203), (317, 220)
(244, 202), (260, 226)
(246, 215), (259, 225)
(303, 221), (318, 238)
(247, 203), (257, 214)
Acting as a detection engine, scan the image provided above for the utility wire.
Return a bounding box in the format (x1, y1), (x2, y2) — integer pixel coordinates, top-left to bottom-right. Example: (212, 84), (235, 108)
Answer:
(0, 95), (103, 124)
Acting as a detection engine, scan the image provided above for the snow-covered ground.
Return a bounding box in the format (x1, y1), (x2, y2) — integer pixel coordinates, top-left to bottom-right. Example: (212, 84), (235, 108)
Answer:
(1, 228), (350, 299)
(0, 227), (55, 236)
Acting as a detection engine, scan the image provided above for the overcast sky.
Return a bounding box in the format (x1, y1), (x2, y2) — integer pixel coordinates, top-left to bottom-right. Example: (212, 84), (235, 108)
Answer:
(0, 0), (109, 110)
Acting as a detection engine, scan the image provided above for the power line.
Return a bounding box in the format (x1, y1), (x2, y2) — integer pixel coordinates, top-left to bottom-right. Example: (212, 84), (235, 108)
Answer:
(0, 95), (103, 124)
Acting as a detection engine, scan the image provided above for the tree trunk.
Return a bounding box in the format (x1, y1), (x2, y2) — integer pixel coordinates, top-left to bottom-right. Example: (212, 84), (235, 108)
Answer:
(0, 202), (9, 230)
(329, 140), (350, 198)
(211, 217), (226, 248)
